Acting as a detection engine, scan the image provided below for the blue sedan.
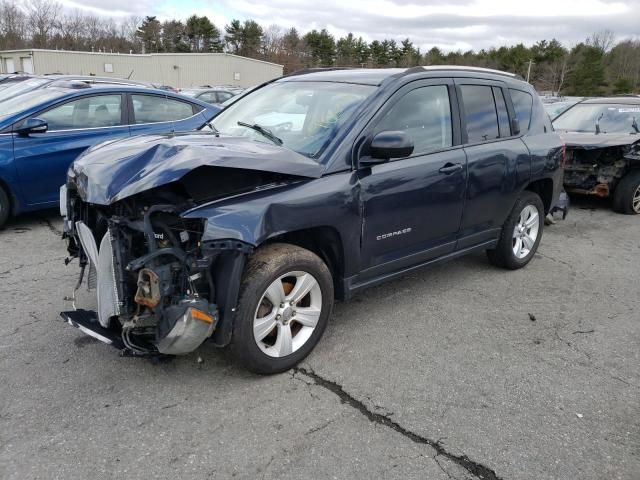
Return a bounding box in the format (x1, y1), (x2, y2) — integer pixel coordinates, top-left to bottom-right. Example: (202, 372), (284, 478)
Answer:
(0, 83), (220, 226)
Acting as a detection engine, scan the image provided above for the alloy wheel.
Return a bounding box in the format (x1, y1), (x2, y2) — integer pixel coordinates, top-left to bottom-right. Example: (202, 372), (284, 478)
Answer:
(253, 271), (322, 358)
(633, 184), (640, 213)
(512, 204), (540, 259)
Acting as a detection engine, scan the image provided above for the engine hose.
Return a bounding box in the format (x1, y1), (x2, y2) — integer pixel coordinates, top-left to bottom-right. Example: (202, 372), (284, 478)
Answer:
(143, 204), (177, 252)
(126, 247), (187, 271)
(152, 220), (180, 249)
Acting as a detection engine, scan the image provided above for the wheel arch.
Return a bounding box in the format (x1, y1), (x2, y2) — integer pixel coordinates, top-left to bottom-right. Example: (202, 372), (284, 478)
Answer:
(525, 177), (554, 214)
(260, 226), (346, 300)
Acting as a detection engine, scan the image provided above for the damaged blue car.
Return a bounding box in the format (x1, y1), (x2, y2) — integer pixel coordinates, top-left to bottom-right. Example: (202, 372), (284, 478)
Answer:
(61, 67), (565, 373)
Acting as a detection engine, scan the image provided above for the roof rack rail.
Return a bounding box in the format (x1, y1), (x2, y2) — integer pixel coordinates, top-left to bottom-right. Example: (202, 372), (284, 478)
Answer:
(284, 67), (354, 78)
(418, 65), (523, 80)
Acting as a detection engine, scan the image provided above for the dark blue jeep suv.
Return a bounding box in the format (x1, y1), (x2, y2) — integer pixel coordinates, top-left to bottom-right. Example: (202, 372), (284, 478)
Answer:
(61, 66), (564, 374)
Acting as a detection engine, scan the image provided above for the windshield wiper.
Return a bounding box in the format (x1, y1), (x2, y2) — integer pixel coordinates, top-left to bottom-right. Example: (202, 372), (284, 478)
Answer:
(237, 121), (282, 146)
(595, 112), (603, 134)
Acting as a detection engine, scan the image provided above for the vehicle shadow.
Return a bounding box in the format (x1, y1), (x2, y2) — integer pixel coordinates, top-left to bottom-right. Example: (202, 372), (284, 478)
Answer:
(1, 208), (62, 234)
(566, 193), (612, 212)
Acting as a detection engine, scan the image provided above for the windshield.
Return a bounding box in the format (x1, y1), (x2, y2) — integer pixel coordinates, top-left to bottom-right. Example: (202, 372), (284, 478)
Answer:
(0, 88), (68, 118)
(210, 81), (375, 159)
(0, 78), (51, 103)
(553, 103), (640, 134)
(544, 102), (575, 119)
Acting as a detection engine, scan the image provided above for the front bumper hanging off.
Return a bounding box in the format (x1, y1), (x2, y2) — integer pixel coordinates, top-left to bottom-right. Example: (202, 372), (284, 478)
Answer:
(60, 309), (125, 351)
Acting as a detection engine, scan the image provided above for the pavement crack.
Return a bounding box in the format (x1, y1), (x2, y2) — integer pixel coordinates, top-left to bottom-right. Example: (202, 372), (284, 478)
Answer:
(38, 216), (63, 237)
(306, 418), (336, 436)
(434, 453), (458, 480)
(293, 367), (502, 480)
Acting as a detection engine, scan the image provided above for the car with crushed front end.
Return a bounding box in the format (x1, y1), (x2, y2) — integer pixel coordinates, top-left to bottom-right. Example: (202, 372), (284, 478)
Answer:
(553, 96), (640, 214)
(60, 66), (565, 374)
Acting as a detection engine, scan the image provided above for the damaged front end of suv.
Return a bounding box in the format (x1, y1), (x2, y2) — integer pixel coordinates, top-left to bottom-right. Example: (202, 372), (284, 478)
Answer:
(60, 132), (322, 356)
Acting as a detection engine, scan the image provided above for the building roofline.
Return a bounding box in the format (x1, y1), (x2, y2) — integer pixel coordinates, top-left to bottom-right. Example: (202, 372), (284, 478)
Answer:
(0, 49), (283, 68)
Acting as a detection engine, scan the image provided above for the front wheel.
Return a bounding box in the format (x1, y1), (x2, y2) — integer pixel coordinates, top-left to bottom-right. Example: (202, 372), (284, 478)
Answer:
(232, 243), (334, 374)
(612, 170), (640, 214)
(487, 191), (544, 269)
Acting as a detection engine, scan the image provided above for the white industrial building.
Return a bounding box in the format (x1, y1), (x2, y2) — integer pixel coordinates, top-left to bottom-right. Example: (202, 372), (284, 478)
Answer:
(0, 49), (283, 88)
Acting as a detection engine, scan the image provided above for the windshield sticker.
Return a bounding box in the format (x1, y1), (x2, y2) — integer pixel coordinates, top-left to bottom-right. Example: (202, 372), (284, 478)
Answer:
(618, 108), (640, 113)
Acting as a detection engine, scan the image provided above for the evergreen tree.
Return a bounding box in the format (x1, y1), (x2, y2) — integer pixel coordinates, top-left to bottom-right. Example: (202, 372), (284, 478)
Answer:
(136, 16), (162, 53)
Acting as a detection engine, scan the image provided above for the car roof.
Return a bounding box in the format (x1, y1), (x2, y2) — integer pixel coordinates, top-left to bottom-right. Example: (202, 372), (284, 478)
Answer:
(43, 74), (153, 87)
(580, 96), (640, 105)
(36, 83), (213, 107)
(278, 66), (521, 86)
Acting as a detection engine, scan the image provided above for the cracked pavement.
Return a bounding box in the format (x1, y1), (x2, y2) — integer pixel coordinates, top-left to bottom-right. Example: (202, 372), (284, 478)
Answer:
(0, 198), (638, 480)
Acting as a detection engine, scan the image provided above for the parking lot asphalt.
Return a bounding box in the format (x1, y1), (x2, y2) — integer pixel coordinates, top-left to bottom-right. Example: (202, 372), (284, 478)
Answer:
(0, 199), (638, 480)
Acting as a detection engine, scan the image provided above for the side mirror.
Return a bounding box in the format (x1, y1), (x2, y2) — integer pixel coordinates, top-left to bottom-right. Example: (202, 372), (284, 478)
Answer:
(361, 131), (414, 166)
(511, 117), (521, 135)
(16, 118), (48, 136)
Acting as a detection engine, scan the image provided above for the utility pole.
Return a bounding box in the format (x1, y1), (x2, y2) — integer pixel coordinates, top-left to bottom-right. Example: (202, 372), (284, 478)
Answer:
(526, 59), (534, 83)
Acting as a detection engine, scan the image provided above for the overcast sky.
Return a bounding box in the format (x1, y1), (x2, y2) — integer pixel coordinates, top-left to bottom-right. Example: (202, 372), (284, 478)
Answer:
(58, 0), (640, 51)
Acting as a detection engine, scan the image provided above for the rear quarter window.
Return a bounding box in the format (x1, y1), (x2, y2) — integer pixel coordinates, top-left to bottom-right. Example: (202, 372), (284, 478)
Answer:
(509, 89), (533, 131)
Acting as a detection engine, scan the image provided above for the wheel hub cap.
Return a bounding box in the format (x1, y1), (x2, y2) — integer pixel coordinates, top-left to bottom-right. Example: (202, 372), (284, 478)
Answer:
(280, 305), (294, 324)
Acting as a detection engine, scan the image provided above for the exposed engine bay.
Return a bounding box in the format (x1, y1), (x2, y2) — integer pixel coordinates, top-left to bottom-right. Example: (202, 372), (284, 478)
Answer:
(562, 135), (640, 197)
(60, 172), (312, 356)
(64, 186), (231, 356)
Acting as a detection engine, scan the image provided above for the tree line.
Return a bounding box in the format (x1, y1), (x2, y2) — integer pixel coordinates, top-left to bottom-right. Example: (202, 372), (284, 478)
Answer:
(1, 0), (639, 95)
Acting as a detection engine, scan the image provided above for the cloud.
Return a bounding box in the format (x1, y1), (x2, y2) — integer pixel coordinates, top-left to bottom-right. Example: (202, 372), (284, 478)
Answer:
(58, 0), (640, 51)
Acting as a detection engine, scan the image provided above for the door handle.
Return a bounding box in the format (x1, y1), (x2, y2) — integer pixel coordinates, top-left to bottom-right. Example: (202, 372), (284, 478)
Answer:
(439, 163), (463, 175)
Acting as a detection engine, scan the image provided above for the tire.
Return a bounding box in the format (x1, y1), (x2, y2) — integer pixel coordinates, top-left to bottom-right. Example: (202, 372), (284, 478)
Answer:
(612, 170), (640, 214)
(0, 186), (10, 229)
(232, 243), (334, 374)
(487, 191), (545, 270)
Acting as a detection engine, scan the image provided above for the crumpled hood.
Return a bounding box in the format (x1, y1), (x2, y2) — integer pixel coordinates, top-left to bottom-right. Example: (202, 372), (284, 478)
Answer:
(72, 132), (324, 205)
(558, 131), (640, 149)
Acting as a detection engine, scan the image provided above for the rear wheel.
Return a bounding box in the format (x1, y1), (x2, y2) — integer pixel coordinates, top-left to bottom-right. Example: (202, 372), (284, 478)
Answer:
(487, 191), (544, 269)
(612, 170), (640, 214)
(232, 243), (334, 374)
(0, 186), (10, 229)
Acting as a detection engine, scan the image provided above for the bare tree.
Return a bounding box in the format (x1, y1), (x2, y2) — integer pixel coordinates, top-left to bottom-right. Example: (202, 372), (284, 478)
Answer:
(0, 1), (28, 49)
(262, 24), (282, 58)
(26, 0), (61, 48)
(55, 10), (85, 50)
(588, 30), (615, 54)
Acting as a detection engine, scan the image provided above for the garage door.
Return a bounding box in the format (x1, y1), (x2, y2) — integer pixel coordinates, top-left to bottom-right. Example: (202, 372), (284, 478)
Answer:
(21, 57), (34, 74)
(5, 58), (15, 73)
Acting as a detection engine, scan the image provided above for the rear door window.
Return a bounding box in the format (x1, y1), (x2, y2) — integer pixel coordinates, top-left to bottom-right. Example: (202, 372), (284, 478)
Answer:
(131, 94), (196, 124)
(460, 85), (499, 143)
(509, 89), (533, 131)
